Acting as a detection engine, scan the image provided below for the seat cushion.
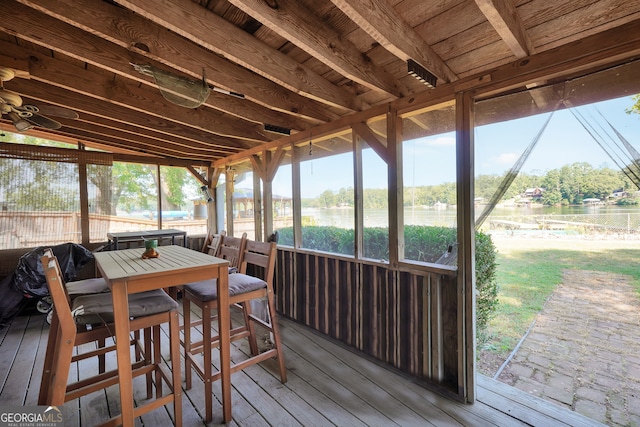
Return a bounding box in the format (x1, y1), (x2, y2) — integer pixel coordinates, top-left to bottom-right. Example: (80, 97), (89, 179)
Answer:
(71, 289), (178, 325)
(66, 277), (110, 295)
(185, 273), (267, 302)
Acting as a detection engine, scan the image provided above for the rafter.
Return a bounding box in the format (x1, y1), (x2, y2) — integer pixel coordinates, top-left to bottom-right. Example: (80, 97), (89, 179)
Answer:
(6, 79), (256, 153)
(55, 118), (239, 158)
(0, 46), (269, 144)
(109, 0), (363, 112)
(330, 0), (458, 84)
(12, 0), (337, 124)
(474, 0), (534, 58)
(227, 0), (412, 98)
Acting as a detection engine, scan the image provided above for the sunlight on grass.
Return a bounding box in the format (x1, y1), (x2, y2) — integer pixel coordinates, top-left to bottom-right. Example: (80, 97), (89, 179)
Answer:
(498, 296), (521, 306)
(482, 239), (640, 360)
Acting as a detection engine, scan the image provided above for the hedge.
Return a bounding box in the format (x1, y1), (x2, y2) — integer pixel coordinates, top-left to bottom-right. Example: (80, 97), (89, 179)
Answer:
(277, 225), (498, 332)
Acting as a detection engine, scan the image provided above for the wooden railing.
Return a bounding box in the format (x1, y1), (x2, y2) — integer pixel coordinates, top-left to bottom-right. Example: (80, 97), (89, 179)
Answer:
(0, 212), (207, 249)
(274, 246), (461, 395)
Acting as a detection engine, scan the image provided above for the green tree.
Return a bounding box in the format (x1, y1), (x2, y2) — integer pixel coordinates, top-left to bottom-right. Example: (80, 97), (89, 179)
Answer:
(336, 187), (353, 207)
(541, 189), (562, 206)
(160, 166), (195, 210)
(625, 94), (640, 115)
(318, 190), (336, 208)
(540, 169), (563, 205)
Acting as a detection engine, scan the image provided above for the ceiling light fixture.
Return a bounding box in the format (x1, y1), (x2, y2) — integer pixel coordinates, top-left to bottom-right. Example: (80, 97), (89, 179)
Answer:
(264, 123), (290, 135)
(407, 59), (437, 88)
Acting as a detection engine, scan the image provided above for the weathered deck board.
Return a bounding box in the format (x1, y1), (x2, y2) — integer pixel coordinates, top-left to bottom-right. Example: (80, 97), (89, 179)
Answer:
(0, 307), (607, 427)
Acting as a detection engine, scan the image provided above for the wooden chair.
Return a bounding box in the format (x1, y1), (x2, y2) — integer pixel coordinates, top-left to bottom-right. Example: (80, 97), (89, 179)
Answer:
(182, 238), (286, 422)
(181, 232), (246, 334)
(201, 229), (226, 255)
(215, 232), (246, 269)
(39, 249), (182, 426)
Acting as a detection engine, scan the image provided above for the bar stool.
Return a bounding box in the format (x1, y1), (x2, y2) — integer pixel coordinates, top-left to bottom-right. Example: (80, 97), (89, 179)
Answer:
(182, 239), (286, 422)
(39, 249), (182, 426)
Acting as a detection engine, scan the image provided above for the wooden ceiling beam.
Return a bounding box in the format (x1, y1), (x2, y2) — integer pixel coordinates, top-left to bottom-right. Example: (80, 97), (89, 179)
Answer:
(330, 0), (458, 84)
(0, 121), (140, 156)
(40, 126), (217, 160)
(0, 45), (269, 145)
(474, 0), (534, 58)
(110, 0), (363, 112)
(0, 7), (315, 131)
(227, 0), (412, 98)
(56, 118), (239, 159)
(6, 78), (256, 153)
(58, 114), (240, 156)
(12, 0), (336, 124)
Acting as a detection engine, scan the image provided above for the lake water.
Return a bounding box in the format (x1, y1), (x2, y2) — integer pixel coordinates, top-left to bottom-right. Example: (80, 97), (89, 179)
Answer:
(301, 205), (640, 232)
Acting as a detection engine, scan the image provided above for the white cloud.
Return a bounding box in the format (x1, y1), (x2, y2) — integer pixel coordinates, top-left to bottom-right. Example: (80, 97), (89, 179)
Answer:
(495, 152), (519, 164)
(426, 135), (455, 146)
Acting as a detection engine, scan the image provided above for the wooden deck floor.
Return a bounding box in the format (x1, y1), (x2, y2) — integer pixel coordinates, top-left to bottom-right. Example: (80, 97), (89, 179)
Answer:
(0, 305), (605, 427)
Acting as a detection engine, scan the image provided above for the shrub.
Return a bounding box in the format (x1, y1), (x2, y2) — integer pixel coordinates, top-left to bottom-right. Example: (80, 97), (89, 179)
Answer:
(616, 197), (638, 206)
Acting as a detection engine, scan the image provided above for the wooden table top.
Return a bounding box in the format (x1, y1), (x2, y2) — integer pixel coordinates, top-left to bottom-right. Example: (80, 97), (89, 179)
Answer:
(94, 245), (228, 282)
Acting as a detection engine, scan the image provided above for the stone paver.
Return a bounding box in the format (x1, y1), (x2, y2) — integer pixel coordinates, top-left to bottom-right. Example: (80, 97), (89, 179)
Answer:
(497, 270), (640, 427)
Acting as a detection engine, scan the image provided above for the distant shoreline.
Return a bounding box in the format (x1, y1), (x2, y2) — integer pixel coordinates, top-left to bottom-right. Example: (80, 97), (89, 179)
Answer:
(490, 233), (640, 252)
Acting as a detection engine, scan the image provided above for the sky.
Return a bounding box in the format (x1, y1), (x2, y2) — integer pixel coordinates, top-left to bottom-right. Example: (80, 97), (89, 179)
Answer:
(264, 94), (640, 198)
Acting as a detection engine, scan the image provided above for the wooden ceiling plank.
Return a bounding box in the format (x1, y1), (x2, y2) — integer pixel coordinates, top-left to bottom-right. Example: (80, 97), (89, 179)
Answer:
(110, 0), (363, 112)
(0, 44), (270, 145)
(35, 127), (202, 159)
(55, 120), (231, 160)
(57, 118), (239, 158)
(227, 0), (412, 98)
(1, 4), (318, 130)
(524, 0), (640, 52)
(12, 0), (337, 124)
(479, 18), (640, 96)
(474, 0), (535, 58)
(6, 78), (255, 152)
(330, 0), (458, 84)
(0, 50), (270, 145)
(69, 115), (240, 155)
(0, 122), (141, 156)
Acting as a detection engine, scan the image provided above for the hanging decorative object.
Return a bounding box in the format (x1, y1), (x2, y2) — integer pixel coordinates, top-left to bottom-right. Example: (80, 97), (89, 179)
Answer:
(132, 63), (210, 108)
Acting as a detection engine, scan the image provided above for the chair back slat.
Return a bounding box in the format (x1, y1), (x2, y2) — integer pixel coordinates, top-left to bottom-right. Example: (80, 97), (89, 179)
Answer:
(218, 233), (247, 269)
(206, 231), (226, 256)
(202, 230), (226, 255)
(240, 240), (277, 284)
(40, 250), (76, 338)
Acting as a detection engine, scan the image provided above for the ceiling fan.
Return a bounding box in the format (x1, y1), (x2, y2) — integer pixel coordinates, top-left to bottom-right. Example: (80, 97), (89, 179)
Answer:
(0, 67), (78, 132)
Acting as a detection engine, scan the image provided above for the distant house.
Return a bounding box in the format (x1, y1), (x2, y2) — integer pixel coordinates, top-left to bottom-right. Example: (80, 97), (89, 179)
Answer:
(523, 187), (545, 199)
(612, 188), (627, 197)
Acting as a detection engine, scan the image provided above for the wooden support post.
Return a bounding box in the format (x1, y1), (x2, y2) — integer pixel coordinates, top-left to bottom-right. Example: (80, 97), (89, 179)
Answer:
(456, 91), (476, 403)
(387, 109), (403, 268)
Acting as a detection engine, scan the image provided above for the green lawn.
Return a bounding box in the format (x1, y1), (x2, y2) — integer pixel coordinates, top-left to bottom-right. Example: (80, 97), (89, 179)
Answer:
(481, 241), (640, 356)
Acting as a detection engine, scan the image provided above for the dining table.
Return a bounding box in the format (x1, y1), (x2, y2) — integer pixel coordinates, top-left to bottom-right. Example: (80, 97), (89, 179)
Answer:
(93, 245), (231, 426)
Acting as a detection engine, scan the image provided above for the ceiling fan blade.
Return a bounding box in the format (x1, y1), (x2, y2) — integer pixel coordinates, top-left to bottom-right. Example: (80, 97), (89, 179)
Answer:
(25, 112), (62, 130)
(33, 104), (79, 119)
